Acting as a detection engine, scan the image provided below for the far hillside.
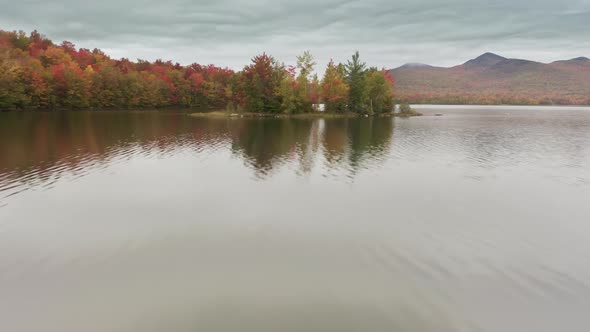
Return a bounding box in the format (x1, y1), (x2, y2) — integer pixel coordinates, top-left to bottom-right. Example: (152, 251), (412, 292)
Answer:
(389, 53), (590, 105)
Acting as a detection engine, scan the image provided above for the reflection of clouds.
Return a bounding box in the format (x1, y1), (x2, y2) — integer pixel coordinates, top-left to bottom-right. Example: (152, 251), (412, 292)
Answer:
(391, 108), (590, 185)
(2, 109), (590, 332)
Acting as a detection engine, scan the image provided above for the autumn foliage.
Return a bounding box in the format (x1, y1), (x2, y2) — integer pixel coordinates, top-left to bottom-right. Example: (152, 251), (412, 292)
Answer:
(0, 29), (395, 113)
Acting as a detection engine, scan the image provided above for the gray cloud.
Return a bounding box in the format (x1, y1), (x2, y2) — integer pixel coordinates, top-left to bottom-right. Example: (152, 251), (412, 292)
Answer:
(1, 0), (589, 70)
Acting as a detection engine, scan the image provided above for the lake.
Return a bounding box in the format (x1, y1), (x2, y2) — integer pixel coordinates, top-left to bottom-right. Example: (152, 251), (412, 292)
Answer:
(1, 106), (590, 332)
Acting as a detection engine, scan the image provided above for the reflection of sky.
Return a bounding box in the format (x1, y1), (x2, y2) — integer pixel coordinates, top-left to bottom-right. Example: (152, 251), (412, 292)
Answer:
(1, 109), (590, 332)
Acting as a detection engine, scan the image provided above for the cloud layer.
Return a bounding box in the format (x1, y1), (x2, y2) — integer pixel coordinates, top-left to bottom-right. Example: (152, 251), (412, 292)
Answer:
(1, 0), (589, 69)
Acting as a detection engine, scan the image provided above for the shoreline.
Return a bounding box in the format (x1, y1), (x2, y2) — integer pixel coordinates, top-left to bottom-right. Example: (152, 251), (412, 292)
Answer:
(4, 104), (590, 113)
(412, 104), (590, 110)
(188, 111), (423, 119)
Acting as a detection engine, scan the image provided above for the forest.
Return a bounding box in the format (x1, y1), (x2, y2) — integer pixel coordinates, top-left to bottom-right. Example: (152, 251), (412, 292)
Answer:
(0, 29), (394, 114)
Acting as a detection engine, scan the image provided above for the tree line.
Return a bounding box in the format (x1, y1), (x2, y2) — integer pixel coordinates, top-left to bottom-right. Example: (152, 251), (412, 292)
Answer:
(0, 29), (394, 114)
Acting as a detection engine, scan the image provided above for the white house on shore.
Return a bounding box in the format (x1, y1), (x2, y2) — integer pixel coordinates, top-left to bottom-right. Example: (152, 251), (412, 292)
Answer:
(312, 104), (326, 112)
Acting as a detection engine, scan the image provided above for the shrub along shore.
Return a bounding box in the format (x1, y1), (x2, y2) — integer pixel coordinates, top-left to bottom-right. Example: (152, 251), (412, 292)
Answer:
(189, 104), (422, 119)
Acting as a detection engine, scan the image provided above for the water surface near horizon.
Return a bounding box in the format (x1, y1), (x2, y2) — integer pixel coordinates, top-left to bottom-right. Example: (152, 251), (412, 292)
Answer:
(1, 107), (590, 332)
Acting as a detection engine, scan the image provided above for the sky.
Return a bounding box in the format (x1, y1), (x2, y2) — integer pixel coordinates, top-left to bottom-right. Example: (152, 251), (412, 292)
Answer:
(1, 0), (589, 70)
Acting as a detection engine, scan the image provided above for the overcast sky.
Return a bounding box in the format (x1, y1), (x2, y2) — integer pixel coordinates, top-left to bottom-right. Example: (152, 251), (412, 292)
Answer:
(1, 0), (589, 70)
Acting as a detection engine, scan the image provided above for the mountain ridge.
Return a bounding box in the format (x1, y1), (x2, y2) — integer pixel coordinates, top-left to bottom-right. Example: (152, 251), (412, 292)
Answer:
(394, 53), (589, 70)
(390, 53), (590, 105)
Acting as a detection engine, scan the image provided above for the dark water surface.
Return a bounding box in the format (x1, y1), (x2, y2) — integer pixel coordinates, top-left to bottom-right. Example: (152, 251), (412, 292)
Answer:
(1, 106), (590, 332)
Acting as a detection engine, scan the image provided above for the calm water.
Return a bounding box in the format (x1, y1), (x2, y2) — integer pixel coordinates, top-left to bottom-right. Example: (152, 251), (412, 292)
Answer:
(1, 106), (590, 332)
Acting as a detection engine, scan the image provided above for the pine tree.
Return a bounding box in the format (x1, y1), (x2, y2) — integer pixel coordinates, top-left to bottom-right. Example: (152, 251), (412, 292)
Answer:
(345, 51), (367, 113)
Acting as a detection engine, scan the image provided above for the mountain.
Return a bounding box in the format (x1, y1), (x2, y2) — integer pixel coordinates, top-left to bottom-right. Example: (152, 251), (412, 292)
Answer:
(390, 53), (590, 105)
(398, 63), (434, 69)
(462, 52), (506, 68)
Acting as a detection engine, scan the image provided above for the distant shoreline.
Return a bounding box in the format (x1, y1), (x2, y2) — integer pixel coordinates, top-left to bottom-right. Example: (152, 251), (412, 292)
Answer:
(3, 105), (590, 113)
(412, 104), (590, 111)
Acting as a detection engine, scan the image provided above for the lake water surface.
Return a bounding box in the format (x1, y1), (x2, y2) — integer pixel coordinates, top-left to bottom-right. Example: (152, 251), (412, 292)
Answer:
(1, 106), (590, 332)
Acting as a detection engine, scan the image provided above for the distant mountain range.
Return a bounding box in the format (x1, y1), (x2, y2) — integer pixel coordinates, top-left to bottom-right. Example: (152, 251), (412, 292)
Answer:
(389, 53), (590, 105)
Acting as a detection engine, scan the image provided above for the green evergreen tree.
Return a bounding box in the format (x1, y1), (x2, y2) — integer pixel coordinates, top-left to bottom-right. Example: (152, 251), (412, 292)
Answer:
(345, 51), (367, 113)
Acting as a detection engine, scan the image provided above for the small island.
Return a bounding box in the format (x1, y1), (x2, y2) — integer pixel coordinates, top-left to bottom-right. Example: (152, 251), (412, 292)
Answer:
(189, 105), (422, 119)
(396, 103), (423, 117)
